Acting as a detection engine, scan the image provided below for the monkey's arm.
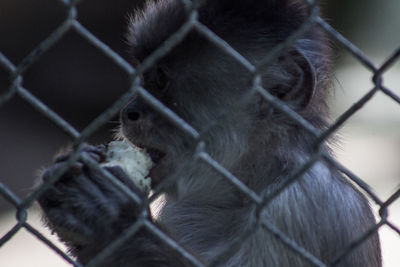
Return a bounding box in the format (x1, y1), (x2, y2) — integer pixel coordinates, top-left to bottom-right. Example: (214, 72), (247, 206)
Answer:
(37, 146), (191, 267)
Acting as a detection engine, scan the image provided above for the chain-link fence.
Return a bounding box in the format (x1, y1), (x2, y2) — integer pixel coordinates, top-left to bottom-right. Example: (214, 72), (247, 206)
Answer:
(1, 0), (399, 266)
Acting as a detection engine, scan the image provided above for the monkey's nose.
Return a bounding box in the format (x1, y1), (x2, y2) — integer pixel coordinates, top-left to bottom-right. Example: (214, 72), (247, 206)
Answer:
(121, 98), (148, 123)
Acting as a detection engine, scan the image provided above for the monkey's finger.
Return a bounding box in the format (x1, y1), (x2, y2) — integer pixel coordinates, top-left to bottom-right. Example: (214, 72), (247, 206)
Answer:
(82, 145), (107, 163)
(85, 166), (145, 205)
(41, 162), (84, 183)
(63, 172), (121, 220)
(55, 145), (106, 163)
(104, 166), (143, 193)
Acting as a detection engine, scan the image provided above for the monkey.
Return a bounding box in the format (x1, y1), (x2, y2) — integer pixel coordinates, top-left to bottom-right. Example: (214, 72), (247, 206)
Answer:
(37, 0), (382, 266)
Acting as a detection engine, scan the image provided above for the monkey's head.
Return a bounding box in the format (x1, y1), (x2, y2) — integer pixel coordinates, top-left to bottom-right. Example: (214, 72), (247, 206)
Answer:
(119, 0), (331, 186)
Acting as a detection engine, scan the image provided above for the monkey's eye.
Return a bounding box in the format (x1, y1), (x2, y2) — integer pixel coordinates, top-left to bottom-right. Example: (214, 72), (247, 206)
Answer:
(146, 67), (169, 94)
(157, 67), (169, 92)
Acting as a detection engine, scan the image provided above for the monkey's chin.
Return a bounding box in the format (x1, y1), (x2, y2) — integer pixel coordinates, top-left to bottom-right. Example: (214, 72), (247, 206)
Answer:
(138, 147), (168, 188)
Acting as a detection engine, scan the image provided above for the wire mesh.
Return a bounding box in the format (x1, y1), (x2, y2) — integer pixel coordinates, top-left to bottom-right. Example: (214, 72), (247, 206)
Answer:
(0, 0), (399, 266)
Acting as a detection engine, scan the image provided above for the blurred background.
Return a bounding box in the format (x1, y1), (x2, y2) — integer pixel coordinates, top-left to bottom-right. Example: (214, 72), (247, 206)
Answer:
(0, 0), (399, 266)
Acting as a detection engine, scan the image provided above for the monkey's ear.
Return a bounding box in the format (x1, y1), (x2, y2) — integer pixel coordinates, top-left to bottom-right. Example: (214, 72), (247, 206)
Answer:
(275, 48), (317, 109)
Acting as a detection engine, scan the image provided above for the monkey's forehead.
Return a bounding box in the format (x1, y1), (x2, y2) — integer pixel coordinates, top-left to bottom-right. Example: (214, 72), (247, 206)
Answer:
(126, 0), (312, 61)
(126, 0), (187, 61)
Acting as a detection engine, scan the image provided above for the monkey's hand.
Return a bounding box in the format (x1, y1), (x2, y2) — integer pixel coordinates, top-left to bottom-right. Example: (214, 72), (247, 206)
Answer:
(37, 145), (147, 262)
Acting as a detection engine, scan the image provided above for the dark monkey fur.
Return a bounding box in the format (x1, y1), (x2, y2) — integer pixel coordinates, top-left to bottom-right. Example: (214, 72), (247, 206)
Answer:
(38, 0), (382, 266)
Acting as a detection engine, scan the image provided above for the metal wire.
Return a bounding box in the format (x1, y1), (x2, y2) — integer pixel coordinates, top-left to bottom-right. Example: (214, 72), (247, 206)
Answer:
(0, 0), (398, 266)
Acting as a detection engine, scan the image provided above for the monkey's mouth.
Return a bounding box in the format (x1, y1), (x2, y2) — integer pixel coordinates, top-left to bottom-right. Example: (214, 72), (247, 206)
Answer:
(146, 148), (166, 165)
(129, 140), (174, 188)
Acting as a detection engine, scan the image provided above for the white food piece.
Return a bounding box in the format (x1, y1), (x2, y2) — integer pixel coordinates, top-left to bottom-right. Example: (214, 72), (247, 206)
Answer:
(101, 141), (153, 194)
